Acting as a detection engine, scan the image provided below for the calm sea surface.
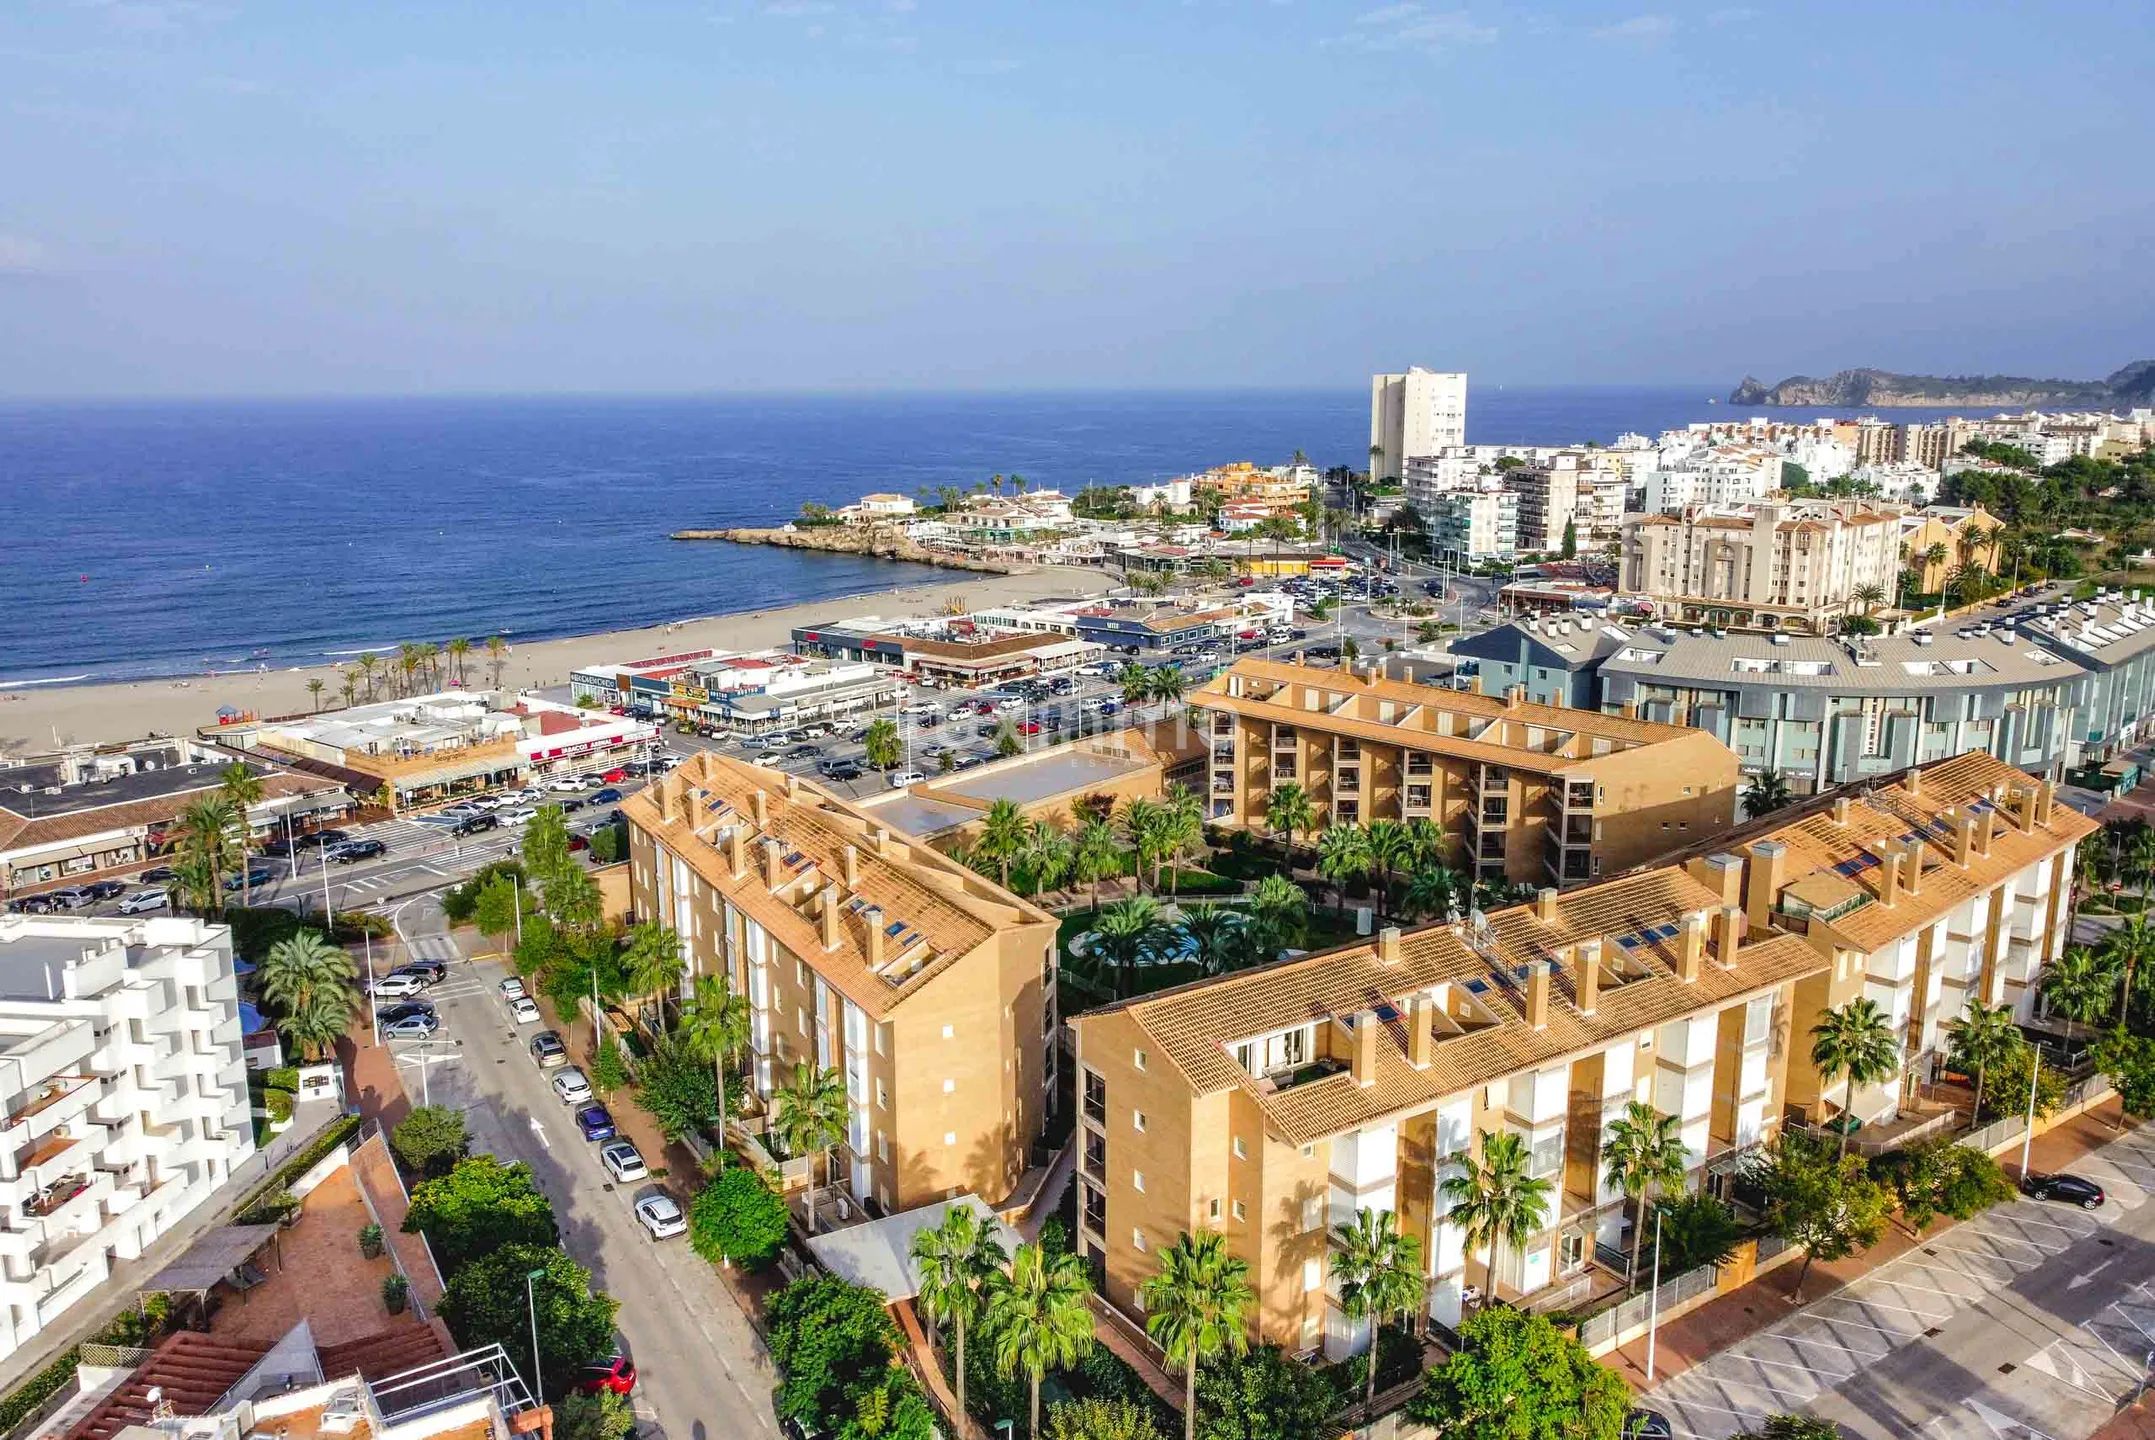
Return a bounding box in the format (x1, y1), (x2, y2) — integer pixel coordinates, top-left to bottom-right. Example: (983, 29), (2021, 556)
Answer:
(0, 388), (1966, 684)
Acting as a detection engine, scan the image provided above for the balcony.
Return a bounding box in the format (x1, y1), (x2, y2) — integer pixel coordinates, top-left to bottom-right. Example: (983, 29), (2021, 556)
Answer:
(1082, 1131), (1107, 1186)
(1, 1074), (98, 1147)
(10, 1127), (92, 1196)
(1561, 782), (1596, 812)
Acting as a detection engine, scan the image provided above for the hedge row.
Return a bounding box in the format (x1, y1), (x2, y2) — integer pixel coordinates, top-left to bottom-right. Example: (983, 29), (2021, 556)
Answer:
(232, 1112), (363, 1223)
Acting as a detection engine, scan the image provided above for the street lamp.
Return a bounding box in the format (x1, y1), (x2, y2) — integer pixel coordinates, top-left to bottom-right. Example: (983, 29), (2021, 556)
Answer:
(524, 1267), (547, 1399)
(1644, 1206), (1666, 1382)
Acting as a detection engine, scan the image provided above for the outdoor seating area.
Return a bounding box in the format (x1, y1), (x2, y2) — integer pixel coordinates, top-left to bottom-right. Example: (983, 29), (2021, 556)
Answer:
(203, 1167), (405, 1345)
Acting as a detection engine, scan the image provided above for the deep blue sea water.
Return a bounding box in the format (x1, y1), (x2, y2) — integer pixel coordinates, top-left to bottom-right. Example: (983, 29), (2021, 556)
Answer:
(0, 388), (1966, 685)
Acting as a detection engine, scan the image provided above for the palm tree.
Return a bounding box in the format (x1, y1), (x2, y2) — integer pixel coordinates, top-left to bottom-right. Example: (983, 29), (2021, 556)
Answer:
(1600, 1100), (1688, 1284)
(1365, 819), (1414, 920)
(447, 636), (472, 686)
(1401, 864), (1460, 922)
(338, 672), (358, 708)
(1120, 798), (1171, 893)
(486, 635), (509, 688)
(1329, 1208), (1422, 1413)
(1810, 998), (1900, 1155)
(356, 652), (382, 701)
(986, 1241), (1096, 1440)
(2044, 945), (2116, 1042)
(172, 796), (243, 913)
(218, 763), (265, 906)
(258, 930), (357, 1020)
(621, 922), (685, 1031)
(1316, 821), (1373, 913)
(675, 973), (751, 1161)
(974, 798), (1031, 889)
(2103, 909), (2155, 1022)
(1946, 997), (2024, 1122)
(1023, 821), (1075, 897)
(1263, 782), (1315, 871)
(910, 1205), (1008, 1422)
(1118, 660), (1154, 707)
(1147, 666), (1187, 715)
(1157, 784), (1204, 895)
(1072, 818), (1125, 911)
(1439, 1131), (1552, 1303)
(306, 677), (327, 711)
(862, 716), (902, 772)
(1087, 896), (1168, 999)
(1742, 770), (1793, 820)
(1922, 541), (1949, 590)
(281, 987), (356, 1061)
(1852, 582), (1886, 616)
(1141, 1231), (1253, 1440)
(772, 1062), (849, 1233)
(1176, 903), (1244, 978)
(1245, 874), (1308, 951)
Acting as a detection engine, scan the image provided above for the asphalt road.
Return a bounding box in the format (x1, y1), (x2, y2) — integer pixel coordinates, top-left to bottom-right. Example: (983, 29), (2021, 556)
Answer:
(383, 891), (786, 1440)
(1645, 1123), (2155, 1439)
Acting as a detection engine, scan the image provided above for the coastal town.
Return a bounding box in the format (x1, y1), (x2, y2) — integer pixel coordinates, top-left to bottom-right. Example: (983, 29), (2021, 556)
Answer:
(12, 370), (2155, 1440)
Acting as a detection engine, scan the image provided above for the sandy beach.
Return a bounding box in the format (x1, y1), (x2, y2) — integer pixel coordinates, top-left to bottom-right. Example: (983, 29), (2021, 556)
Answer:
(0, 566), (1115, 752)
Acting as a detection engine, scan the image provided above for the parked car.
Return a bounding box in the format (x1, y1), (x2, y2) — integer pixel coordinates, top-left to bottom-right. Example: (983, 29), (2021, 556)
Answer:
(509, 996), (542, 1026)
(10, 895), (55, 914)
(2022, 1172), (2105, 1208)
(117, 887), (170, 914)
(530, 1030), (569, 1067)
(552, 1068), (594, 1105)
(140, 865), (176, 884)
(499, 975), (527, 1001)
(221, 867), (274, 892)
(888, 771), (925, 789)
(634, 1193), (688, 1241)
(453, 814), (500, 836)
(330, 838), (387, 863)
(559, 797), (587, 813)
(499, 807), (537, 825)
(299, 828), (349, 850)
(382, 1012), (440, 1040)
(567, 833), (590, 852)
(575, 1104), (616, 1141)
(395, 958), (446, 985)
(600, 1140), (647, 1184)
(600, 768), (628, 784)
(378, 1000), (436, 1026)
(369, 973), (426, 999)
(823, 762), (862, 782)
(46, 886), (96, 910)
(84, 880), (127, 901)
(549, 777), (589, 792)
(575, 1356), (637, 1396)
(591, 788), (623, 805)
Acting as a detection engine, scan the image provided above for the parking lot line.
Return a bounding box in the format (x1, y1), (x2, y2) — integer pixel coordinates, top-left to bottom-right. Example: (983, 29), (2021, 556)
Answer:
(1767, 1330), (1887, 1360)
(1794, 1310), (1920, 1340)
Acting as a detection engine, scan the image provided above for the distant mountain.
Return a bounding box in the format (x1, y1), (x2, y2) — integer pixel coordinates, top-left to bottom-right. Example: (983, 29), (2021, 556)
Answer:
(1728, 361), (2155, 409)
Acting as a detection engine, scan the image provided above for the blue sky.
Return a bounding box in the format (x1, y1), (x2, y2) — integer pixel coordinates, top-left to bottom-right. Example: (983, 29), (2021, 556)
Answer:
(1, 1), (2150, 395)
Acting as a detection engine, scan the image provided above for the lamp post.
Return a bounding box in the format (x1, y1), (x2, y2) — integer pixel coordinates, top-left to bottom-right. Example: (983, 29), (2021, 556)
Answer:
(524, 1267), (547, 1399)
(1644, 1206), (1666, 1382)
(2020, 1042), (2042, 1178)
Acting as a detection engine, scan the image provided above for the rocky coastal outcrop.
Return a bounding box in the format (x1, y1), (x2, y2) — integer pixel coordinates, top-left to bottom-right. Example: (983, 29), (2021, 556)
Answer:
(1729, 361), (2155, 409)
(670, 525), (1016, 574)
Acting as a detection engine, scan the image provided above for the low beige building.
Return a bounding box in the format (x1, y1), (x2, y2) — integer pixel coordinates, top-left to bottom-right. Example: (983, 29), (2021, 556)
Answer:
(1193, 658), (1741, 888)
(1621, 500), (1903, 629)
(624, 752), (1059, 1216)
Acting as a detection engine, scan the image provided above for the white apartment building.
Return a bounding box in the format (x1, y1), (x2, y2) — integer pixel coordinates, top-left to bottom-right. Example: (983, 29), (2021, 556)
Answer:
(0, 916), (254, 1353)
(1642, 447), (1780, 515)
(1508, 462), (1580, 554)
(1369, 369), (1467, 483)
(1428, 489), (1517, 566)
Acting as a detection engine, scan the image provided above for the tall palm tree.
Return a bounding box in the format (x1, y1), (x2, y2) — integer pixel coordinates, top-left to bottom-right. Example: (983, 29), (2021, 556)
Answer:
(486, 634), (509, 688)
(675, 973), (751, 1162)
(1023, 821), (1074, 897)
(1742, 770), (1793, 820)
(258, 930), (358, 1019)
(1071, 818), (1125, 911)
(1402, 816), (1447, 872)
(621, 921), (685, 1031)
(1329, 1208), (1422, 1413)
(1117, 660), (1154, 707)
(1440, 1131), (1551, 1304)
(2104, 908), (2155, 1023)
(1120, 798), (1171, 893)
(2043, 945), (2116, 1042)
(306, 677), (327, 711)
(1263, 782), (1314, 871)
(218, 763), (265, 906)
(1600, 1100), (1688, 1284)
(910, 1205), (1008, 1422)
(1364, 819), (1414, 920)
(1246, 874), (1307, 950)
(447, 636), (473, 686)
(1176, 903), (1244, 978)
(1157, 784), (1204, 896)
(1810, 998), (1900, 1155)
(1147, 665), (1187, 715)
(986, 1241), (1096, 1440)
(975, 799), (1031, 889)
(1401, 864), (1460, 923)
(356, 652), (382, 700)
(1852, 582), (1886, 616)
(1087, 896), (1168, 999)
(1141, 1231), (1253, 1440)
(862, 717), (903, 773)
(772, 1062), (849, 1233)
(172, 796), (243, 914)
(1946, 997), (2024, 1122)
(281, 987), (356, 1061)
(1316, 822), (1373, 913)
(338, 672), (358, 708)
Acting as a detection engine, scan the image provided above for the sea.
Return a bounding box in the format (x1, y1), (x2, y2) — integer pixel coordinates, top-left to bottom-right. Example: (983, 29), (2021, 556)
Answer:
(0, 387), (1969, 687)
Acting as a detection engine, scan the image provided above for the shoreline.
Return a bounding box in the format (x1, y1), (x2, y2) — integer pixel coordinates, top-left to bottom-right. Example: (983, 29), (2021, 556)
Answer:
(0, 566), (1115, 751)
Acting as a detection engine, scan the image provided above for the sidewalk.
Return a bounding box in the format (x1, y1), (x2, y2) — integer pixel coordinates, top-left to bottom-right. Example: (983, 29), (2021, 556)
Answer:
(1609, 1098), (2140, 1392)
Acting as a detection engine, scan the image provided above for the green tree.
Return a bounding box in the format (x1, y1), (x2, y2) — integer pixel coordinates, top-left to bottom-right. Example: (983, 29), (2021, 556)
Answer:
(1879, 1140), (2013, 1232)
(2093, 1030), (2155, 1119)
(1086, 896), (1169, 1000)
(1044, 1398), (1164, 1440)
(2043, 944), (2116, 1040)
(676, 973), (751, 1160)
(1945, 996), (2024, 1123)
(172, 794), (243, 913)
(1261, 782), (1314, 870)
(258, 931), (357, 1060)
(543, 862), (603, 934)
(1072, 818), (1126, 912)
(1751, 1131), (1889, 1301)
(1741, 770), (1793, 820)
(521, 804), (573, 890)
(621, 921), (685, 1029)
(1979, 1044), (2063, 1125)
(864, 717), (903, 771)
(1315, 821), (1373, 913)
(1363, 818), (1416, 920)
(1653, 1191), (1744, 1274)
(1327, 1209), (1421, 1414)
(552, 1391), (634, 1440)
(405, 1155), (558, 1273)
(1024, 821), (1075, 896)
(1190, 1347), (1338, 1440)
(689, 1166), (790, 1269)
(1119, 798), (1171, 894)
(1175, 904), (1245, 979)
(1735, 1419), (1844, 1440)
(774, 1062), (850, 1234)
(472, 872), (525, 940)
(2101, 910), (2155, 1025)
(1439, 1131), (1552, 1304)
(911, 1204), (1008, 1422)
(1810, 997), (1899, 1156)
(1600, 1100), (1688, 1284)
(589, 1034), (630, 1093)
(976, 799), (1032, 890)
(1146, 665), (1187, 714)
(440, 1243), (616, 1399)
(996, 725), (1026, 758)
(1245, 874), (1307, 953)
(767, 1275), (906, 1436)
(986, 1240), (1096, 1440)
(1140, 1230), (1253, 1440)
(1560, 518), (1577, 559)
(1406, 1307), (1629, 1438)
(1401, 864), (1460, 922)
(389, 1104), (470, 1180)
(218, 764), (266, 905)
(635, 1036), (721, 1141)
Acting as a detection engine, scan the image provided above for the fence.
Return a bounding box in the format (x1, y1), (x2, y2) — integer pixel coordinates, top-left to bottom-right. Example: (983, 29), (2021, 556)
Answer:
(1576, 1260), (1719, 1350)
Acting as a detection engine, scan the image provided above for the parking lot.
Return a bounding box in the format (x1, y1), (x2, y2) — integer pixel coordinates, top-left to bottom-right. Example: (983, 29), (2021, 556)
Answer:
(1646, 1123), (2155, 1439)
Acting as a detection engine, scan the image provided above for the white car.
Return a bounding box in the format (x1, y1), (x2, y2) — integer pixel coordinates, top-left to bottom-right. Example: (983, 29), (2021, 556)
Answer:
(888, 771), (925, 789)
(509, 996), (542, 1025)
(500, 807), (537, 825)
(548, 777), (588, 793)
(634, 1193), (688, 1241)
(499, 975), (527, 1001)
(551, 1067), (593, 1105)
(600, 1141), (648, 1184)
(117, 887), (170, 914)
(370, 973), (426, 999)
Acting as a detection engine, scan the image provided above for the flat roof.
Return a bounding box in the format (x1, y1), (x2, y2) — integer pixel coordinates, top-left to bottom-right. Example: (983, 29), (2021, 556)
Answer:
(859, 792), (981, 839)
(0, 760), (280, 822)
(935, 749), (1150, 807)
(804, 1196), (1016, 1302)
(1597, 624), (2082, 692)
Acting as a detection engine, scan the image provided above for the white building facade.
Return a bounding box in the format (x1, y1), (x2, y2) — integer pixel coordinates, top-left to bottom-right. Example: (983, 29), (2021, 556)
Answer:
(1370, 369), (1468, 483)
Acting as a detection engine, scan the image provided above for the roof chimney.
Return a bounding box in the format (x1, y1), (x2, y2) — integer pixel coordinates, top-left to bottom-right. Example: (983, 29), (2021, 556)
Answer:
(1376, 926), (1402, 964)
(1744, 841), (1787, 931)
(1907, 767), (1923, 798)
(1976, 806), (1996, 858)
(863, 906), (885, 970)
(1876, 846), (1902, 907)
(1953, 811), (1976, 867)
(843, 845), (861, 890)
(1678, 912), (1705, 982)
(1507, 684), (1527, 707)
(728, 825), (748, 879)
(1351, 1011), (1380, 1088)
(1831, 795), (1852, 825)
(2016, 786), (2038, 832)
(1525, 960), (1552, 1030)
(1576, 938), (1603, 1015)
(2037, 780), (2056, 824)
(1408, 992), (1435, 1069)
(1713, 905), (1743, 968)
(820, 885), (841, 950)
(763, 837), (784, 890)
(657, 778), (678, 825)
(752, 789), (769, 829)
(1902, 837), (1925, 896)
(1535, 888), (1559, 923)
(1468, 674), (1484, 696)
(1694, 852), (1744, 910)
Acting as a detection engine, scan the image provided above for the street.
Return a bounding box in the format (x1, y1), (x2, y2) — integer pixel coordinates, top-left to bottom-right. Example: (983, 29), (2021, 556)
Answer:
(1646, 1121), (2155, 1439)
(380, 891), (786, 1440)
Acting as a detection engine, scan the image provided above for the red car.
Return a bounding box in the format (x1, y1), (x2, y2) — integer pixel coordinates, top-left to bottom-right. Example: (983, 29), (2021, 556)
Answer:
(1017, 721), (1043, 736)
(576, 1355), (637, 1395)
(601, 767), (628, 784)
(567, 834), (590, 852)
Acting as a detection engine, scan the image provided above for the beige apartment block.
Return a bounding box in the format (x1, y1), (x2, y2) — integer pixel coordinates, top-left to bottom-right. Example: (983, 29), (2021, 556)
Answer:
(1067, 751), (2090, 1360)
(624, 752), (1059, 1216)
(1369, 369), (1467, 484)
(1192, 659), (1741, 888)
(1621, 501), (1902, 629)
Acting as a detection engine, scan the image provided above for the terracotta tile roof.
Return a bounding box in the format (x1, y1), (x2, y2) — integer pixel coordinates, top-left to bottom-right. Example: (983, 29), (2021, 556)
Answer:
(66, 1333), (271, 1440)
(625, 752), (1051, 1017)
(317, 1320), (453, 1384)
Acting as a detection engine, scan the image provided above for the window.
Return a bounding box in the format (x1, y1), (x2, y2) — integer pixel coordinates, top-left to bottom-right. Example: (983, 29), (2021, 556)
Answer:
(1133, 1110), (1147, 1133)
(1132, 1229), (1147, 1253)
(1232, 1200), (1246, 1222)
(1133, 1170), (1145, 1192)
(875, 1081), (887, 1109)
(877, 1132), (888, 1162)
(1208, 1199), (1221, 1222)
(1232, 1136), (1247, 1160)
(1134, 1049), (1147, 1072)
(943, 1078), (956, 1094)
(1303, 1259), (1322, 1292)
(1529, 1132), (1564, 1179)
(944, 1132), (957, 1146)
(1301, 1197), (1323, 1232)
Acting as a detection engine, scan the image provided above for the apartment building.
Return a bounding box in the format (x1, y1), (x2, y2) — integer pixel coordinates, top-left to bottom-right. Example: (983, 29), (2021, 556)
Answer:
(1640, 449), (1779, 514)
(1369, 369), (1467, 483)
(1427, 490), (1517, 567)
(1068, 752), (2089, 1357)
(624, 753), (1058, 1216)
(1507, 462), (1580, 554)
(2022, 595), (2155, 763)
(1620, 501), (1902, 629)
(1899, 504), (2003, 593)
(0, 915), (254, 1353)
(1192, 659), (1740, 888)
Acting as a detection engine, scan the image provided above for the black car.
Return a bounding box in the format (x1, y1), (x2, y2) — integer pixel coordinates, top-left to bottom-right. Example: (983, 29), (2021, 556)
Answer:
(2022, 1171), (2105, 1208)
(1623, 1412), (1673, 1440)
(822, 762), (862, 782)
(453, 813), (500, 836)
(85, 880), (127, 901)
(332, 838), (387, 863)
(559, 796), (587, 813)
(395, 958), (447, 985)
(591, 788), (623, 804)
(140, 865), (176, 884)
(377, 1000), (437, 1026)
(296, 828), (348, 850)
(11, 895), (55, 914)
